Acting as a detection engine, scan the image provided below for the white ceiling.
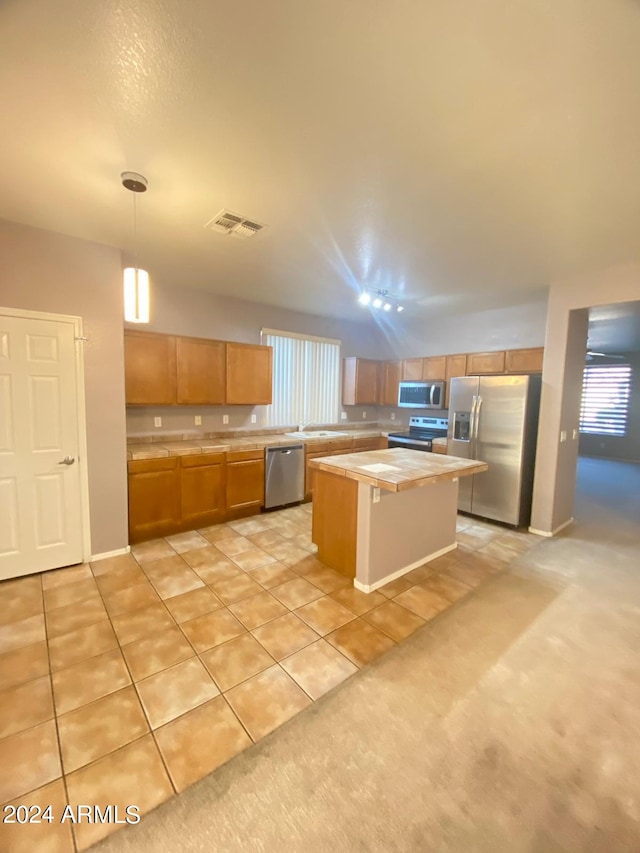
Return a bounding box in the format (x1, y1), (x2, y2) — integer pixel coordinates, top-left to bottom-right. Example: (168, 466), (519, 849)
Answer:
(1, 0), (640, 322)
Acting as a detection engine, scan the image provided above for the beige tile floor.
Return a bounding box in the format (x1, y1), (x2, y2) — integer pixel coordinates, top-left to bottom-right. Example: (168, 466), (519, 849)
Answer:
(0, 504), (539, 852)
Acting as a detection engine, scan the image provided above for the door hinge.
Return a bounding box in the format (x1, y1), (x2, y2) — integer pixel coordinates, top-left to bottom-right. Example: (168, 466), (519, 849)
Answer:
(75, 336), (88, 342)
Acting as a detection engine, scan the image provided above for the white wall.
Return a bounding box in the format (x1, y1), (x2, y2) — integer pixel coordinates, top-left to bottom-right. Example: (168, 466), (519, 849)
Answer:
(0, 220), (128, 556)
(383, 299), (549, 359)
(531, 263), (640, 534)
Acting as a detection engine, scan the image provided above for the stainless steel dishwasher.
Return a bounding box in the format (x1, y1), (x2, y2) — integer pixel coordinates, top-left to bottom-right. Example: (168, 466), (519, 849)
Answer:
(264, 444), (305, 509)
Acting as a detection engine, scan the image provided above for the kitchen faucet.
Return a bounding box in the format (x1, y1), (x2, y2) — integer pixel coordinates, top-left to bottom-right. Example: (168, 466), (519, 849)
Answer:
(298, 419), (314, 432)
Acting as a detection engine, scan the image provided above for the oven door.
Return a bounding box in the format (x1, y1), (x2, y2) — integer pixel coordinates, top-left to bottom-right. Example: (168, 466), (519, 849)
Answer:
(387, 436), (433, 452)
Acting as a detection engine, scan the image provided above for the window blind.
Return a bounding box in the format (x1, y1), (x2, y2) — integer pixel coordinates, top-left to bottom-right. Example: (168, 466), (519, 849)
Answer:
(579, 364), (632, 437)
(261, 330), (341, 428)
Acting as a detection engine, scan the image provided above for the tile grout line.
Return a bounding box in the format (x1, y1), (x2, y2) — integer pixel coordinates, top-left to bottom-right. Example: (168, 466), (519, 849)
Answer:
(41, 567), (79, 853)
(0, 511), (538, 849)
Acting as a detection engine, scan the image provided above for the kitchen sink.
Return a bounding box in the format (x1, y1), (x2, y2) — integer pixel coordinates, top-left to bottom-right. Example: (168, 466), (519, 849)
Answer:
(285, 430), (349, 439)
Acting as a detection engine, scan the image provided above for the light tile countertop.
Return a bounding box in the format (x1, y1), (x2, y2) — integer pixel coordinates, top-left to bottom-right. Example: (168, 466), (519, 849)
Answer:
(126, 427), (388, 461)
(307, 447), (487, 493)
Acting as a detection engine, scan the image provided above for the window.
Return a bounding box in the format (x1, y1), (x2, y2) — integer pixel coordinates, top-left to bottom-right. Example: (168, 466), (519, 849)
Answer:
(579, 363), (632, 437)
(261, 329), (341, 428)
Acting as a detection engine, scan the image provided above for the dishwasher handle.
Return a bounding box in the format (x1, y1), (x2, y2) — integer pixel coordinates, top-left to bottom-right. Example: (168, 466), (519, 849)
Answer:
(267, 444), (303, 455)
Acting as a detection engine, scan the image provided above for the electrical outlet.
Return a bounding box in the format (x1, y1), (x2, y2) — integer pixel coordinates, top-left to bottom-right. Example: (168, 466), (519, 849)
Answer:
(560, 430), (567, 443)
(372, 487), (380, 504)
(251, 414), (257, 424)
(222, 415), (229, 425)
(390, 413), (396, 420)
(341, 412), (347, 420)
(362, 411), (367, 419)
(194, 415), (202, 426)
(154, 416), (162, 428)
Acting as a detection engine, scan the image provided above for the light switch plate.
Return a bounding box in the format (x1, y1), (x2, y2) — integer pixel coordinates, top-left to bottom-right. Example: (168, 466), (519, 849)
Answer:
(154, 416), (162, 428)
(222, 415), (229, 425)
(194, 415), (202, 426)
(251, 414), (257, 423)
(362, 411), (367, 419)
(390, 413), (396, 420)
(341, 412), (347, 420)
(372, 487), (381, 503)
(560, 430), (567, 442)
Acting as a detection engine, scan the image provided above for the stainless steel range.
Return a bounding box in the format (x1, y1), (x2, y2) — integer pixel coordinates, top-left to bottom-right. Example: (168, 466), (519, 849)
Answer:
(387, 416), (449, 452)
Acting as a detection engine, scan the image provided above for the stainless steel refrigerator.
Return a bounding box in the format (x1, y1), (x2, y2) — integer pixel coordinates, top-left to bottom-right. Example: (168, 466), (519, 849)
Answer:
(447, 374), (541, 527)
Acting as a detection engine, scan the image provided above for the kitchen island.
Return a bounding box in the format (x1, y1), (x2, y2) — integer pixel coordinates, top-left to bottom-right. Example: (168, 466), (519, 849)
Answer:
(308, 448), (488, 592)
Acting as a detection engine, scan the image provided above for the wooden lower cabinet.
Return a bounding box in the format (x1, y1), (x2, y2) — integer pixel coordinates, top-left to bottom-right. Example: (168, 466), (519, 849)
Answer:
(180, 453), (226, 529)
(311, 469), (358, 578)
(129, 435), (390, 542)
(128, 458), (181, 543)
(226, 450), (265, 518)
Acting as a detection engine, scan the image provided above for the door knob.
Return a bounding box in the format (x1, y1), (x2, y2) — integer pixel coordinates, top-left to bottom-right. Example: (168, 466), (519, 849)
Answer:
(58, 456), (75, 466)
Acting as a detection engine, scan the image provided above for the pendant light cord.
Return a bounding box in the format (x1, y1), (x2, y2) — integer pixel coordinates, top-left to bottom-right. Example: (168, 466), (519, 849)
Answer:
(132, 191), (139, 317)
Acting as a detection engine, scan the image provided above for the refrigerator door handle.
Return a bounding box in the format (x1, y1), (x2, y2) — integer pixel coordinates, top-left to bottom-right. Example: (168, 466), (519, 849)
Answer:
(474, 396), (483, 444)
(469, 395), (478, 454)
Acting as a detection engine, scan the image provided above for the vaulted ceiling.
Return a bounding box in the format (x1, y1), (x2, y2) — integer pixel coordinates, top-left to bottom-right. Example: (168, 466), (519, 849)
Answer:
(1, 0), (640, 322)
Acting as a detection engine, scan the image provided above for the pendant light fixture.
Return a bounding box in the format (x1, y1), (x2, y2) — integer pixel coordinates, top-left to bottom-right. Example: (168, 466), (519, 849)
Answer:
(122, 171), (150, 323)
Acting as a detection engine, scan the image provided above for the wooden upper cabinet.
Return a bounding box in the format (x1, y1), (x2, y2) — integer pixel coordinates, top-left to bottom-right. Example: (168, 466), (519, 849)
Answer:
(444, 354), (467, 408)
(226, 343), (273, 405)
(401, 358), (423, 381)
(445, 354), (467, 382)
(381, 360), (402, 406)
(176, 337), (226, 405)
(124, 331), (177, 405)
(342, 357), (380, 405)
(505, 347), (544, 373)
(421, 356), (446, 381)
(466, 351), (506, 375)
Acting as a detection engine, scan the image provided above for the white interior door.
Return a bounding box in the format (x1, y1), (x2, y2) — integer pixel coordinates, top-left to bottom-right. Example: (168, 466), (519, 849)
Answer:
(0, 313), (84, 579)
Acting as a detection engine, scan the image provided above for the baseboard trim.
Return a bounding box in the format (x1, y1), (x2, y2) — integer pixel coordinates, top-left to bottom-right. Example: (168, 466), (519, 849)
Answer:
(90, 546), (131, 562)
(528, 517), (574, 538)
(354, 543), (457, 594)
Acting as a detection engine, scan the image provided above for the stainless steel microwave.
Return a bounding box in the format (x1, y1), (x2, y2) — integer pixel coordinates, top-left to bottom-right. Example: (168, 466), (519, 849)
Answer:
(397, 381), (445, 409)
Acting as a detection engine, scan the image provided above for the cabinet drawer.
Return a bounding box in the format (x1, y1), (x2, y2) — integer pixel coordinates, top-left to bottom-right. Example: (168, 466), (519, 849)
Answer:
(226, 449), (264, 463)
(329, 438), (354, 452)
(304, 441), (334, 454)
(128, 457), (178, 475)
(352, 436), (380, 450)
(181, 453), (226, 468)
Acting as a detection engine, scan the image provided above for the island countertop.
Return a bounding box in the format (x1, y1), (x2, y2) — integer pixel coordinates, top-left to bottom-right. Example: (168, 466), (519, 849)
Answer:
(307, 447), (488, 493)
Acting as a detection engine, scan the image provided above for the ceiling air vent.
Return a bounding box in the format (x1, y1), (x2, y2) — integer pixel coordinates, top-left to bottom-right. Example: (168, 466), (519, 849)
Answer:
(205, 209), (266, 239)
